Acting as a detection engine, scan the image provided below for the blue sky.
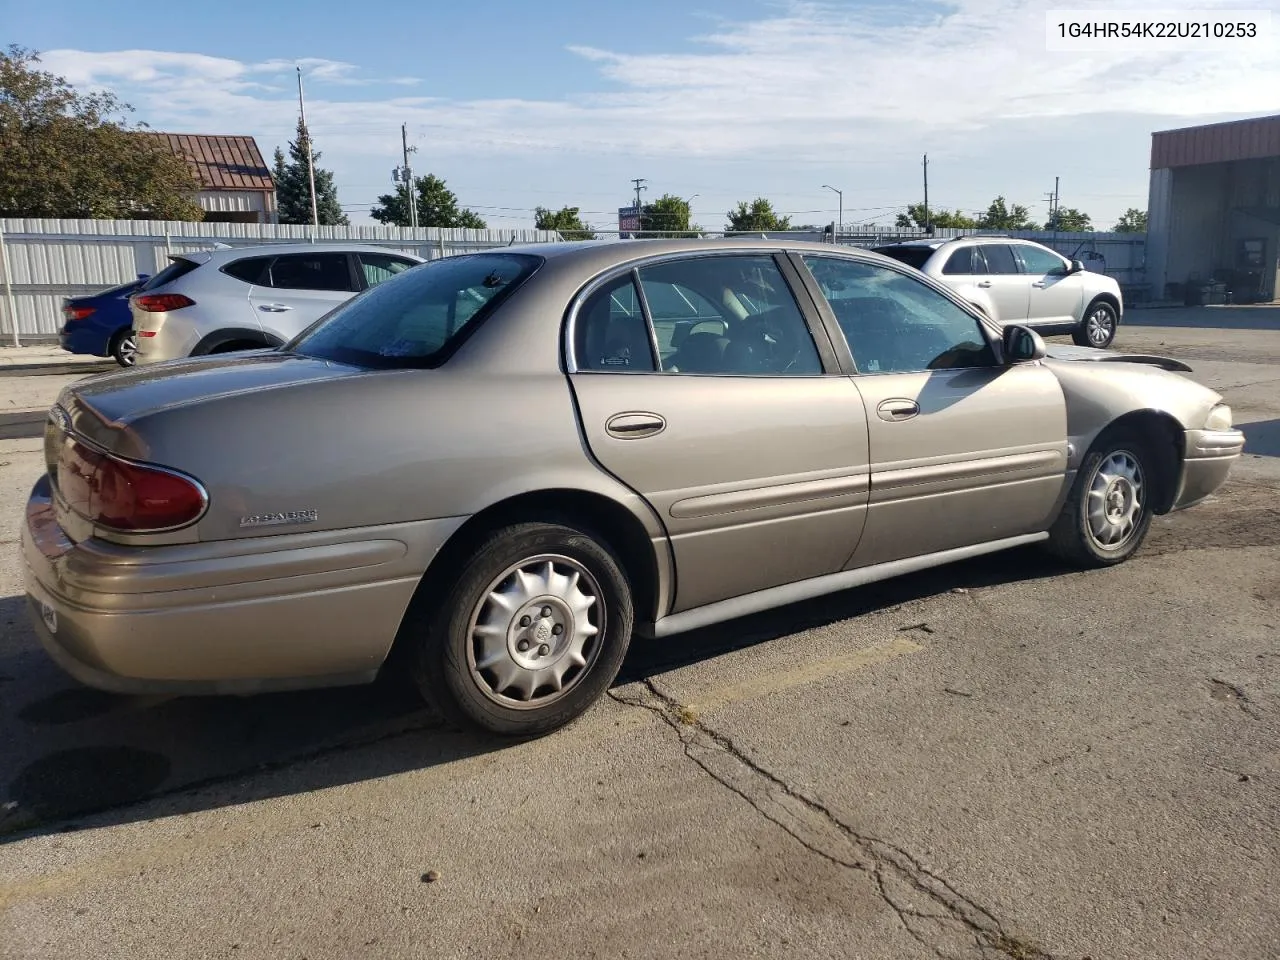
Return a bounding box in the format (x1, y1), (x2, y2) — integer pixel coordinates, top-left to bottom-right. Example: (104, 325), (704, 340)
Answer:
(10, 0), (1280, 229)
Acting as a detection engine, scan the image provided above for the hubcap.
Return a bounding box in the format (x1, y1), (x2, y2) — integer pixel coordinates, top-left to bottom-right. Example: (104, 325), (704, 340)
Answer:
(1086, 450), (1144, 548)
(1087, 307), (1115, 346)
(118, 334), (137, 365)
(466, 555), (604, 708)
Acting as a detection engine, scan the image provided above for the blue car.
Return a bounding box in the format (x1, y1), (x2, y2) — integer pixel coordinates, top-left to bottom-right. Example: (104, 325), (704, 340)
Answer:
(59, 275), (149, 367)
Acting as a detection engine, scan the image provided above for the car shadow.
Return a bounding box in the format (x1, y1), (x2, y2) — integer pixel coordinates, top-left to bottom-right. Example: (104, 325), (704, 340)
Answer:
(1123, 305), (1280, 331)
(0, 545), (1066, 841)
(1241, 419), (1280, 458)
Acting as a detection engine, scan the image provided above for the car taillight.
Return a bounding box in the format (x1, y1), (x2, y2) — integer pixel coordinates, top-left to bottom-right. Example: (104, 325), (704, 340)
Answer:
(133, 293), (195, 312)
(63, 305), (96, 321)
(57, 438), (207, 532)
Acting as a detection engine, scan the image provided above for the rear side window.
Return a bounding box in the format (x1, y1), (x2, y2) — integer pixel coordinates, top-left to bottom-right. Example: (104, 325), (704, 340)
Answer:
(140, 257), (200, 291)
(269, 253), (355, 292)
(574, 275), (655, 372)
(980, 244), (1020, 275)
(871, 246), (935, 270)
(942, 247), (987, 275)
(288, 253), (541, 369)
(222, 256), (272, 285)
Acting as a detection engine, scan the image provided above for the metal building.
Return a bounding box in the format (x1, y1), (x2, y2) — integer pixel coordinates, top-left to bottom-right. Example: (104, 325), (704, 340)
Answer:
(1145, 114), (1280, 304)
(145, 133), (278, 224)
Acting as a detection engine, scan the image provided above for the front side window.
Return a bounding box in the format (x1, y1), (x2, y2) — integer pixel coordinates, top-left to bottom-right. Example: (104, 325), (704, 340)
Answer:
(269, 253), (354, 292)
(1017, 244), (1069, 276)
(288, 253), (541, 369)
(358, 252), (417, 288)
(801, 256), (995, 374)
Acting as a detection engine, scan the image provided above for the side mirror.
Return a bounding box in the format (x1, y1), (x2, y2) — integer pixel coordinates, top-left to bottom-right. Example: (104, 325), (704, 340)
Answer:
(1069, 259), (1086, 274)
(1002, 324), (1046, 364)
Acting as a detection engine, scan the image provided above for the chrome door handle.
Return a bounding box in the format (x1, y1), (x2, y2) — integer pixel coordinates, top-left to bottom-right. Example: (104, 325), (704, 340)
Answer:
(605, 412), (666, 439)
(976, 280), (993, 288)
(1031, 281), (1046, 288)
(258, 303), (293, 312)
(876, 399), (920, 422)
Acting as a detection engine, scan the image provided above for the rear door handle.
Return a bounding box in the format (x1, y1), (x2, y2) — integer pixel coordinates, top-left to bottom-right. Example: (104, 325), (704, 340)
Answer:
(1031, 281), (1047, 288)
(976, 280), (992, 288)
(876, 399), (920, 422)
(258, 303), (293, 312)
(605, 412), (666, 439)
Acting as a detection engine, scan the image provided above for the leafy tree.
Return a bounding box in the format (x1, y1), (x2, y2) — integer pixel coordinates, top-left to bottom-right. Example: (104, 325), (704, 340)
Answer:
(977, 196), (1035, 230)
(370, 172), (487, 229)
(894, 203), (976, 230)
(640, 194), (695, 236)
(1113, 207), (1148, 233)
(0, 45), (202, 220)
(1046, 207), (1092, 232)
(273, 119), (348, 225)
(725, 197), (791, 232)
(535, 205), (595, 240)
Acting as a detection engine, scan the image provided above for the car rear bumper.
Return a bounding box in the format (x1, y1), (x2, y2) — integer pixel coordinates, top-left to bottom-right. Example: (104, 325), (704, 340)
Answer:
(21, 476), (466, 694)
(133, 310), (202, 364)
(59, 325), (112, 358)
(1171, 428), (1246, 511)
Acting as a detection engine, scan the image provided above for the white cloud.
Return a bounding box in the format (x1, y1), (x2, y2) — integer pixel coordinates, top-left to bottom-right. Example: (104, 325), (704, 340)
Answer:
(32, 0), (1280, 225)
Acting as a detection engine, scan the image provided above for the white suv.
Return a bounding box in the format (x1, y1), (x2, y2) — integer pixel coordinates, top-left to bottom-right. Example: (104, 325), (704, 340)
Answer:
(872, 237), (1124, 348)
(130, 244), (426, 364)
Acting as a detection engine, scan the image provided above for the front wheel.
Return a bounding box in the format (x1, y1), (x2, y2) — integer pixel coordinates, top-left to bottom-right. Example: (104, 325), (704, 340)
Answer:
(407, 522), (634, 737)
(110, 329), (137, 367)
(1045, 428), (1156, 568)
(1073, 300), (1118, 348)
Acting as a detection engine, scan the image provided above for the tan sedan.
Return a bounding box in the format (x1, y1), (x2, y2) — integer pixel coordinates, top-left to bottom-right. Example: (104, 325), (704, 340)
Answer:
(22, 239), (1244, 735)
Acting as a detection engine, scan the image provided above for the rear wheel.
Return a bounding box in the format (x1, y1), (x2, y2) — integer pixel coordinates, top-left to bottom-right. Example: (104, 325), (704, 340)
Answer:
(406, 522), (634, 737)
(109, 329), (137, 367)
(1072, 300), (1118, 348)
(1045, 427), (1156, 567)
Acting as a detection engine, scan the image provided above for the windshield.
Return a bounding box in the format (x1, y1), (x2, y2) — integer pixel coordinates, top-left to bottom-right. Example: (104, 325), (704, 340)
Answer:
(871, 245), (935, 270)
(287, 253), (542, 369)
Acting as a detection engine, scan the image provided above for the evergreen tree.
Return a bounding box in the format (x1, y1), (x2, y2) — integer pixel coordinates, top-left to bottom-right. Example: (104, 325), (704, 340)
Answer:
(369, 173), (486, 228)
(274, 118), (347, 225)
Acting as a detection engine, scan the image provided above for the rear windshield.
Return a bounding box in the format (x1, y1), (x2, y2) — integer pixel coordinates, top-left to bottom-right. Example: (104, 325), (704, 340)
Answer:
(140, 257), (201, 291)
(871, 246), (935, 270)
(287, 253), (542, 369)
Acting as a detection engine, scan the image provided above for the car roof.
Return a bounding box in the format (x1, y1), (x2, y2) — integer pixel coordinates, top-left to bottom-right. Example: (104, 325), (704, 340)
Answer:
(491, 237), (918, 274)
(183, 243), (428, 264)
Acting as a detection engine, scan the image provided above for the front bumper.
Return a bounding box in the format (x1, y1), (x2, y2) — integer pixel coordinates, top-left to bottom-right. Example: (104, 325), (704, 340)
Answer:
(21, 477), (465, 695)
(1171, 427), (1246, 511)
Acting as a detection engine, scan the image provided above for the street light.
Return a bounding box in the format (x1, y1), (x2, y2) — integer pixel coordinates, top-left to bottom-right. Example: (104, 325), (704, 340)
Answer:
(822, 184), (843, 238)
(683, 195), (699, 236)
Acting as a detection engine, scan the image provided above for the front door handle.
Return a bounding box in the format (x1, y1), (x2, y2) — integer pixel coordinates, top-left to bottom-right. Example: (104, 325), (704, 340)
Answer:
(605, 412), (666, 439)
(258, 303), (293, 312)
(976, 280), (993, 288)
(1031, 281), (1047, 288)
(876, 399), (920, 422)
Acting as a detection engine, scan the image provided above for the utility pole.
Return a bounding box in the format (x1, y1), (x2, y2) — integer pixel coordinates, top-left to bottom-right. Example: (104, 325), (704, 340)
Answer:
(296, 67), (319, 227)
(631, 178), (647, 212)
(922, 154), (930, 235)
(401, 123), (418, 230)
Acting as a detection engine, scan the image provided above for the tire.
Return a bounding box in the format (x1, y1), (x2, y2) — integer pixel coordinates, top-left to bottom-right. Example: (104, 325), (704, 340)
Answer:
(1072, 300), (1118, 348)
(406, 521), (634, 737)
(110, 329), (137, 367)
(1045, 427), (1156, 568)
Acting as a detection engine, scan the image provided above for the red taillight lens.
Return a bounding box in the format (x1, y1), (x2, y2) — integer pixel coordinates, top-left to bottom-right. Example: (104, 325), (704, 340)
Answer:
(63, 305), (96, 321)
(133, 293), (195, 313)
(57, 438), (207, 532)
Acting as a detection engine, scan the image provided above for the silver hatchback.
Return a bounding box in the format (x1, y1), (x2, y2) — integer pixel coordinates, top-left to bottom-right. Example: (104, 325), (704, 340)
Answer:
(130, 243), (425, 363)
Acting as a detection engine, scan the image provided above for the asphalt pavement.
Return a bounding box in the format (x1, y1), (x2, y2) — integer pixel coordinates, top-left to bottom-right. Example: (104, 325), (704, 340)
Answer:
(0, 309), (1276, 960)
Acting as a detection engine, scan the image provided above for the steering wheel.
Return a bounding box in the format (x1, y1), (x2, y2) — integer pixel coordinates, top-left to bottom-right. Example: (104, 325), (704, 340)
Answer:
(734, 309), (802, 372)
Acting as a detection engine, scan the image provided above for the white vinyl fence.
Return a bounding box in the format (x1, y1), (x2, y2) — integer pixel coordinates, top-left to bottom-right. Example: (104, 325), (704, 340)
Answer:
(0, 218), (563, 341)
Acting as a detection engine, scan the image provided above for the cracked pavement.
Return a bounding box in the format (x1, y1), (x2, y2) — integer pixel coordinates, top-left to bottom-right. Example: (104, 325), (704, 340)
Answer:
(1, 313), (1278, 959)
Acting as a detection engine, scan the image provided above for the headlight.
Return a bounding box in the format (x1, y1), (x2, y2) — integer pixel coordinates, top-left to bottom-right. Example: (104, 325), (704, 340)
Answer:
(1205, 404), (1233, 431)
